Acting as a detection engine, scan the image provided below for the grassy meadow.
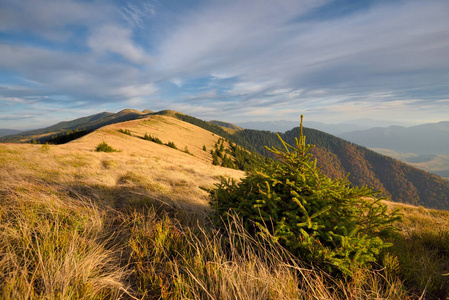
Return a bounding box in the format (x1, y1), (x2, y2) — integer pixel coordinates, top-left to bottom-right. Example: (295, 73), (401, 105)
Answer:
(1, 115), (449, 299)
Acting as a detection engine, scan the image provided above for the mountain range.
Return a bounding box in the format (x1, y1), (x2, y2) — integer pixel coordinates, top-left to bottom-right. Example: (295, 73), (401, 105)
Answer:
(339, 121), (449, 156)
(2, 109), (449, 210)
(236, 119), (412, 135)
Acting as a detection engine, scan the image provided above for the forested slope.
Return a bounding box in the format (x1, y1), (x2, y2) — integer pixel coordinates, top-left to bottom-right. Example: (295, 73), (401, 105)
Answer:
(232, 127), (449, 210)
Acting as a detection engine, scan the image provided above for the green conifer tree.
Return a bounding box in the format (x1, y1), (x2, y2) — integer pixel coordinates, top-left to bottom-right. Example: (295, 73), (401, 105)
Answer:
(209, 116), (400, 275)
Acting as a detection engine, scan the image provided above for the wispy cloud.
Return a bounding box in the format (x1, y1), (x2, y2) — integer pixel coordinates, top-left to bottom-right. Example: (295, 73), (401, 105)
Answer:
(0, 0), (113, 40)
(0, 0), (448, 129)
(88, 24), (153, 64)
(120, 2), (156, 29)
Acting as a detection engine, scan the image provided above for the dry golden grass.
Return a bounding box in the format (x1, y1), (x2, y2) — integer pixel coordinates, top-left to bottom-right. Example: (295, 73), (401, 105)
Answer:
(0, 115), (446, 299)
(384, 200), (449, 233)
(69, 115), (225, 164)
(1, 115), (244, 211)
(0, 116), (244, 298)
(382, 201), (449, 298)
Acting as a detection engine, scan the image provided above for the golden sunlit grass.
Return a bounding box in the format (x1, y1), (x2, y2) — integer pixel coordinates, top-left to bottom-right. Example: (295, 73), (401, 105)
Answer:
(0, 115), (447, 299)
(0, 180), (128, 299)
(384, 201), (449, 298)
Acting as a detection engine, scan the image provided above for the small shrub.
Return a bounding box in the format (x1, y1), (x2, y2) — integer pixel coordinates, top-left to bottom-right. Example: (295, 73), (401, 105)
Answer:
(95, 141), (117, 152)
(209, 116), (400, 276)
(118, 129), (132, 136)
(165, 141), (177, 149)
(41, 143), (51, 152)
(143, 133), (163, 144)
(183, 146), (191, 155)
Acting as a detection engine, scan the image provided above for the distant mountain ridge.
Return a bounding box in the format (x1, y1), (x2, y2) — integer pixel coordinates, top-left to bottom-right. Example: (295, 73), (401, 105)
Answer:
(237, 120), (389, 135)
(0, 129), (22, 138)
(339, 121), (449, 155)
(209, 120), (243, 131)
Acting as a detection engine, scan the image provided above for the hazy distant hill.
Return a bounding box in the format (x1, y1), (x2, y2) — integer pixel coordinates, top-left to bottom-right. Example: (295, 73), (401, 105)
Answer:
(0, 109), (151, 143)
(339, 121), (449, 155)
(0, 129), (22, 138)
(209, 120), (243, 131)
(237, 120), (376, 135)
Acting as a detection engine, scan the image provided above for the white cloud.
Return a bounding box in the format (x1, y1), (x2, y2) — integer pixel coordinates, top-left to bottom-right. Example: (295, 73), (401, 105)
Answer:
(228, 81), (273, 96)
(0, 43), (153, 105)
(210, 72), (236, 80)
(111, 83), (157, 98)
(88, 25), (153, 65)
(170, 78), (183, 87)
(0, 96), (27, 105)
(156, 0), (329, 76)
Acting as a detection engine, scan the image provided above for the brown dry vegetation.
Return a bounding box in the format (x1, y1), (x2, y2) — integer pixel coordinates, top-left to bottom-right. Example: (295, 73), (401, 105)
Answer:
(0, 115), (448, 299)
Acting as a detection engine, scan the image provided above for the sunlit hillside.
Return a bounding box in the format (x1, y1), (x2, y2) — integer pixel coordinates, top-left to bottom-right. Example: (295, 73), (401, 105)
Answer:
(1, 115), (448, 299)
(1, 115), (244, 211)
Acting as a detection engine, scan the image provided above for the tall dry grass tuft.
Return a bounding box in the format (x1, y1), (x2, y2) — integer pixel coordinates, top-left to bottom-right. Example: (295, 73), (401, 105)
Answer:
(129, 210), (408, 300)
(0, 189), (130, 299)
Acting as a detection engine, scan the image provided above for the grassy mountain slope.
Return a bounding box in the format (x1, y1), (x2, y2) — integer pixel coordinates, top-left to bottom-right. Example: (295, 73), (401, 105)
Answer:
(2, 114), (449, 298)
(209, 120), (243, 130)
(66, 114), (245, 205)
(209, 120), (243, 134)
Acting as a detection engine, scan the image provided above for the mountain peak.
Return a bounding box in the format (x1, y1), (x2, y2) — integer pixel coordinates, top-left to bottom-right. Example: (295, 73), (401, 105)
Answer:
(117, 109), (144, 115)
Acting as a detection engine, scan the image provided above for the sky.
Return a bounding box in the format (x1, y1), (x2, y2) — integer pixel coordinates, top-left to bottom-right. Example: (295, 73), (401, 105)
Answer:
(1, 0), (449, 130)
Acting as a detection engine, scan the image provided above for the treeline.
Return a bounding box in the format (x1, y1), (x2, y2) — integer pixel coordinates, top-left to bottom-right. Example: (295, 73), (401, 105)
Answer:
(45, 129), (91, 144)
(210, 138), (269, 171)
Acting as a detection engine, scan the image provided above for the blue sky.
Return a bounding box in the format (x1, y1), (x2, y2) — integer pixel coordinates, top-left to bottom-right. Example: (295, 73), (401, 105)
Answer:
(1, 0), (449, 130)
